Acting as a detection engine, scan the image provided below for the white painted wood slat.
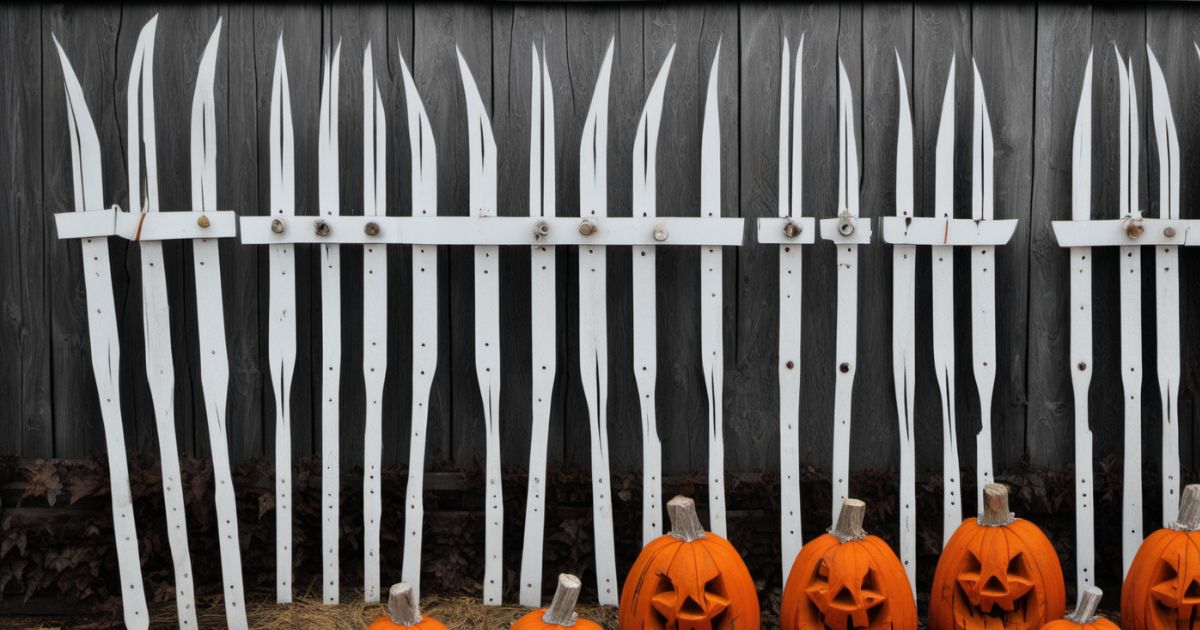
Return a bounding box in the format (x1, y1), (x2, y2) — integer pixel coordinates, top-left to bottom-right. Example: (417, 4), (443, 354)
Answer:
(777, 36), (804, 583)
(577, 40), (619, 606)
(397, 52), (438, 602)
(189, 19), (247, 627)
(318, 43), (343, 606)
(700, 44), (725, 538)
(268, 36), (298, 604)
(519, 44), (557, 609)
(53, 33), (150, 630)
(127, 19), (197, 628)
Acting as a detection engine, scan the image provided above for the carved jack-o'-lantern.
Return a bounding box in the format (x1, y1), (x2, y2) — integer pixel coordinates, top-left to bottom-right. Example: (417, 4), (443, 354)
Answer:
(368, 583), (449, 630)
(619, 496), (760, 629)
(929, 484), (1066, 630)
(512, 574), (603, 630)
(1122, 484), (1200, 630)
(781, 498), (917, 630)
(1043, 587), (1120, 630)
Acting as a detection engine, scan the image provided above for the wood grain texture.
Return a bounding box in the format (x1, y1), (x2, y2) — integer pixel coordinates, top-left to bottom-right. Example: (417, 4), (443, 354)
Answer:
(1, 5), (49, 458)
(19, 10), (1200, 604)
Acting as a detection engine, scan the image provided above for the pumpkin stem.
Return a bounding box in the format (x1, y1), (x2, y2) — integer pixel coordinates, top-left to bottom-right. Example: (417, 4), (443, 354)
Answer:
(830, 498), (867, 542)
(386, 582), (423, 626)
(542, 573), (581, 626)
(979, 483), (1015, 526)
(667, 496), (707, 542)
(1171, 484), (1200, 531)
(1067, 586), (1103, 624)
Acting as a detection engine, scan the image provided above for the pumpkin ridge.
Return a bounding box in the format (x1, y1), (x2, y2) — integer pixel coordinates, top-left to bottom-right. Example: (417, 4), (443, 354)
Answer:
(634, 538), (684, 611)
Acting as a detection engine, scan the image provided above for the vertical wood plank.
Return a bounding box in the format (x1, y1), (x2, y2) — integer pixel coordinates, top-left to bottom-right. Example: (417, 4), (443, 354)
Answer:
(0, 5), (50, 457)
(45, 6), (124, 459)
(971, 3), (1035, 496)
(225, 4), (264, 465)
(1146, 4), (1200, 487)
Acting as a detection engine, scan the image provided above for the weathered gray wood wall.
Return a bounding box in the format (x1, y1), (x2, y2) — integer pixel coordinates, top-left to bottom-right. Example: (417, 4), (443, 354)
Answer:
(2, 3), (1198, 489)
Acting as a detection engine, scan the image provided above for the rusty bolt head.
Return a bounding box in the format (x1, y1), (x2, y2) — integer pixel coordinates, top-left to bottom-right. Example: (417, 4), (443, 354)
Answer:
(653, 223), (668, 242)
(1165, 226), (1177, 238)
(785, 360), (795, 370)
(271, 218), (286, 234)
(1078, 362), (1087, 371)
(1125, 219), (1144, 239)
(364, 222), (380, 236)
(783, 220), (801, 238)
(314, 219), (331, 237)
(534, 220), (550, 239)
(197, 214), (210, 228)
(839, 362), (850, 373)
(838, 219), (856, 237)
(579, 218), (597, 236)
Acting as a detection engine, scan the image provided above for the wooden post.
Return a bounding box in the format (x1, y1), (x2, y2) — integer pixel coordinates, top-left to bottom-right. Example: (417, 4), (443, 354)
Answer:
(542, 574), (582, 626)
(386, 583), (422, 626)
(668, 496), (706, 542)
(1171, 484), (1200, 531)
(979, 483), (1015, 526)
(831, 499), (867, 542)
(1067, 586), (1103, 624)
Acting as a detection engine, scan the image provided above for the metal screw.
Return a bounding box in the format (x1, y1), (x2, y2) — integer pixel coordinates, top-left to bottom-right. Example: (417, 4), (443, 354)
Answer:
(1165, 226), (1177, 238)
(839, 362), (850, 373)
(271, 218), (285, 234)
(785, 360), (795, 370)
(364, 222), (380, 236)
(783, 220), (801, 238)
(579, 218), (597, 236)
(197, 214), (210, 228)
(653, 223), (668, 242)
(1125, 218), (1144, 239)
(314, 219), (331, 237)
(534, 220), (550, 239)
(838, 217), (856, 237)
(1078, 362), (1087, 371)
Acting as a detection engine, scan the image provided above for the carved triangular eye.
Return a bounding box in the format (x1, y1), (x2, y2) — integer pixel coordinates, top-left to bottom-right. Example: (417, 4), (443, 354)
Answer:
(1007, 551), (1026, 576)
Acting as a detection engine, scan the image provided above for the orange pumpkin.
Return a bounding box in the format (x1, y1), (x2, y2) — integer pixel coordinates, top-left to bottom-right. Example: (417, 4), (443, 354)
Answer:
(1121, 484), (1200, 630)
(368, 582), (448, 630)
(619, 495), (759, 629)
(781, 498), (917, 630)
(929, 483), (1066, 630)
(1043, 587), (1119, 630)
(512, 573), (603, 630)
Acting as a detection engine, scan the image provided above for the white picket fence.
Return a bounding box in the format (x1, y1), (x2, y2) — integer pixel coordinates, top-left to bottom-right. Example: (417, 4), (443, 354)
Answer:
(49, 15), (1198, 630)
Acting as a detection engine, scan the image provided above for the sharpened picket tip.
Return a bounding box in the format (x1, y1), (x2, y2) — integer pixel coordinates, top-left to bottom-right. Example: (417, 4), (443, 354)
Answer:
(387, 583), (423, 625)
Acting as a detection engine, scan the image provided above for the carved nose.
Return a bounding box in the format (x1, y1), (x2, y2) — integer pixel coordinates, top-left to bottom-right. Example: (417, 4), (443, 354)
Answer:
(981, 576), (1008, 597)
(832, 586), (858, 609)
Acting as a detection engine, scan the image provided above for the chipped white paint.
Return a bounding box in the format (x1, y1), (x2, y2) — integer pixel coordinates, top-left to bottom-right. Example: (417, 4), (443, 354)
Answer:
(825, 59), (862, 522)
(519, 43), (557, 609)
(52, 33), (150, 630)
(577, 40), (619, 606)
(1147, 47), (1181, 527)
(932, 58), (961, 545)
(700, 44), (726, 539)
(892, 51), (918, 592)
(126, 18), (198, 629)
(397, 51), (438, 603)
(457, 50), (504, 606)
(633, 44), (674, 553)
(970, 61), (997, 515)
(267, 36), (298, 604)
(777, 35), (805, 584)
(318, 42), (343, 606)
(189, 20), (248, 627)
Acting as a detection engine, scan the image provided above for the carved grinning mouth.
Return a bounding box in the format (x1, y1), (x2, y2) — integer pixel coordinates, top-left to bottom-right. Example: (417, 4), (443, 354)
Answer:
(953, 552), (1037, 630)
